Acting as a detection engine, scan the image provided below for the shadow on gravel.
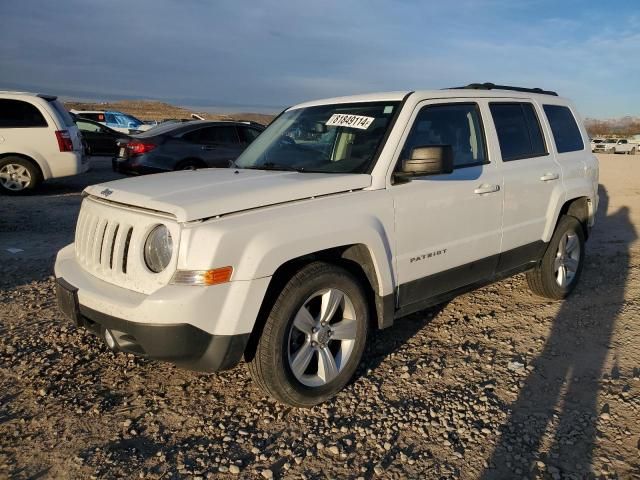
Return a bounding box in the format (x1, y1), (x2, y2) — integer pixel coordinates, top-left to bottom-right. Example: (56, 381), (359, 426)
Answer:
(482, 185), (636, 478)
(357, 303), (448, 383)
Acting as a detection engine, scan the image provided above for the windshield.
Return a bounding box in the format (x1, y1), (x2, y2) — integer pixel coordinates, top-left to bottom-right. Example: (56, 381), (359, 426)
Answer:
(234, 101), (400, 173)
(605, 139), (616, 143)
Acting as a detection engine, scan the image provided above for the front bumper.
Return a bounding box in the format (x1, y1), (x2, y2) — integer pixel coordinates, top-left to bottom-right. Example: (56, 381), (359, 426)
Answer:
(54, 244), (271, 371)
(56, 276), (249, 372)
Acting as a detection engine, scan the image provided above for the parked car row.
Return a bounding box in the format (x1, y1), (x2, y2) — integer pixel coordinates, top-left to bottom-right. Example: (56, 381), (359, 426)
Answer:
(0, 91), (266, 194)
(0, 91), (88, 194)
(590, 137), (638, 154)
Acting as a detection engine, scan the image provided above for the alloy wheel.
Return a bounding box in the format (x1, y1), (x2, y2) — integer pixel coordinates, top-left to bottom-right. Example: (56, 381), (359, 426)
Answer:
(287, 288), (358, 387)
(554, 231), (581, 287)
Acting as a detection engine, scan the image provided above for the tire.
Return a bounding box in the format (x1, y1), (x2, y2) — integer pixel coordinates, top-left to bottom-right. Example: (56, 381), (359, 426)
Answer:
(526, 215), (585, 300)
(247, 261), (369, 407)
(0, 156), (42, 195)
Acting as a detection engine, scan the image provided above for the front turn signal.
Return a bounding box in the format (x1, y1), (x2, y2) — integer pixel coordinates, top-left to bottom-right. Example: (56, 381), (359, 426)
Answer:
(171, 266), (233, 286)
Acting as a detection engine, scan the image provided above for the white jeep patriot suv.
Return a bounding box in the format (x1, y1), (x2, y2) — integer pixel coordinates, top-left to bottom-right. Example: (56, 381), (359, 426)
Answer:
(55, 83), (599, 407)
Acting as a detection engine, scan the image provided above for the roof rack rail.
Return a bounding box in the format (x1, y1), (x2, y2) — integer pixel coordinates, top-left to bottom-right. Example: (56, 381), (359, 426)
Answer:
(450, 82), (558, 96)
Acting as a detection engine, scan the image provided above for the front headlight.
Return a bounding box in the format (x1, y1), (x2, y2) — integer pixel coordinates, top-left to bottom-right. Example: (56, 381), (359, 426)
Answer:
(144, 225), (173, 273)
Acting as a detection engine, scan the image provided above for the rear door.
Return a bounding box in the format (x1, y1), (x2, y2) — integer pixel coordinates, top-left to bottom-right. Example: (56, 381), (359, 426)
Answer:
(196, 125), (243, 167)
(488, 100), (562, 262)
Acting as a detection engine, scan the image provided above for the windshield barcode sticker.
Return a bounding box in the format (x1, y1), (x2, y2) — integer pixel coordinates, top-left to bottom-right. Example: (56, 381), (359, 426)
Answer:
(326, 114), (375, 130)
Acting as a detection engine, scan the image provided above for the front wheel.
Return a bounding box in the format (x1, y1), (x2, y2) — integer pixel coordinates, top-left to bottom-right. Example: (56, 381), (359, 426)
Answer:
(247, 262), (369, 407)
(526, 216), (585, 300)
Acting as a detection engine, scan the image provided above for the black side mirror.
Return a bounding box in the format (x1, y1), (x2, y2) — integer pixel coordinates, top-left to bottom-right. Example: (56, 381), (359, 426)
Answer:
(399, 145), (454, 178)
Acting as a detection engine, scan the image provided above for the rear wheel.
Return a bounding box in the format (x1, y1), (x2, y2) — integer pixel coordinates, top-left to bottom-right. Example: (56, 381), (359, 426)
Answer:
(247, 262), (369, 407)
(0, 157), (41, 195)
(526, 215), (585, 300)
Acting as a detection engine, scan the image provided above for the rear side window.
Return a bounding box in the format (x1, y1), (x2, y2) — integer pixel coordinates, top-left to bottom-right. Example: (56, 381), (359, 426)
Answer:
(543, 105), (584, 153)
(199, 126), (240, 145)
(0, 99), (48, 128)
(490, 102), (547, 161)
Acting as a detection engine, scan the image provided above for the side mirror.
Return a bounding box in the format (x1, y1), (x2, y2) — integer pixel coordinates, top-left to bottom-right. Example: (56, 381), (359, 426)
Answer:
(399, 145), (454, 177)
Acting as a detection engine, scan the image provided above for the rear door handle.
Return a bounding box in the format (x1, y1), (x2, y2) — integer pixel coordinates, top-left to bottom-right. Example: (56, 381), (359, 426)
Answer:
(540, 172), (559, 182)
(201, 145), (216, 151)
(474, 184), (500, 195)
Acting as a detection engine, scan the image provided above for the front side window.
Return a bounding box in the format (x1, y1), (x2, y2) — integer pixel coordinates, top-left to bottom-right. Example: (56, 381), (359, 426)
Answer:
(234, 101), (399, 173)
(490, 102), (547, 161)
(0, 99), (48, 128)
(401, 103), (487, 168)
(543, 104), (584, 153)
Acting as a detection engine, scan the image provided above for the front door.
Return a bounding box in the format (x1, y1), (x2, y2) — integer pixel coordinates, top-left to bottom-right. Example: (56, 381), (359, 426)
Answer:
(391, 100), (504, 308)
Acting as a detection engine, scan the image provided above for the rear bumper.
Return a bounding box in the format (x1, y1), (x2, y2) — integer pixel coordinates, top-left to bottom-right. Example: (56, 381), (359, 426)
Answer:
(56, 277), (249, 372)
(46, 151), (89, 179)
(112, 156), (169, 175)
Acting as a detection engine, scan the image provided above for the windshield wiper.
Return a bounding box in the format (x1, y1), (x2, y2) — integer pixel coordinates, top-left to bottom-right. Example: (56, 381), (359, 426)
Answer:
(243, 162), (305, 172)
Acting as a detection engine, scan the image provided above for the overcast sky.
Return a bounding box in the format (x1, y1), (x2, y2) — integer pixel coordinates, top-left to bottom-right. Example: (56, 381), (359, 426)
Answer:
(1, 0), (639, 117)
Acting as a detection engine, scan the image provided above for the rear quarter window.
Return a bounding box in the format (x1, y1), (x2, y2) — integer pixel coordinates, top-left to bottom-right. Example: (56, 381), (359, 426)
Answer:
(47, 99), (75, 127)
(0, 99), (48, 128)
(543, 105), (584, 153)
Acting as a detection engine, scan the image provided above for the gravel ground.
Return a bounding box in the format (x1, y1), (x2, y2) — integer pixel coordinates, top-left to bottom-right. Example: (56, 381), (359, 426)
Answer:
(1, 155), (639, 479)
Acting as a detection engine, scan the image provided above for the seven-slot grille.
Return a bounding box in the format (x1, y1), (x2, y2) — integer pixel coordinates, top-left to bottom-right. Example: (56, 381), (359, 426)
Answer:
(73, 196), (180, 294)
(75, 208), (133, 275)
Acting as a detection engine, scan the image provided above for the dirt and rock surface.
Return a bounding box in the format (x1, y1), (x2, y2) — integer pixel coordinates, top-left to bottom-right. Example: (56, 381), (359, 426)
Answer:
(63, 100), (275, 126)
(1, 154), (639, 479)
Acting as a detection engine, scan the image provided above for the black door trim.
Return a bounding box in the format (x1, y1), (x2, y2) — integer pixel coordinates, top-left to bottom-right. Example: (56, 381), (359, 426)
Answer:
(394, 240), (546, 319)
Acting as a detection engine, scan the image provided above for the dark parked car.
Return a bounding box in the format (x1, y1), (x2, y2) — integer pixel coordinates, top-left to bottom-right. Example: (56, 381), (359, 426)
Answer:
(112, 121), (264, 175)
(74, 117), (130, 157)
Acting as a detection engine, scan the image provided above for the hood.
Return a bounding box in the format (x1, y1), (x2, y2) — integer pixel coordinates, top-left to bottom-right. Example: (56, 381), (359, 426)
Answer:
(85, 169), (372, 222)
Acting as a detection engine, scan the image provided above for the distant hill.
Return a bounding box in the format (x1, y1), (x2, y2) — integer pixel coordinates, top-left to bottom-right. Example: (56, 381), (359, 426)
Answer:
(64, 100), (275, 126)
(585, 116), (640, 137)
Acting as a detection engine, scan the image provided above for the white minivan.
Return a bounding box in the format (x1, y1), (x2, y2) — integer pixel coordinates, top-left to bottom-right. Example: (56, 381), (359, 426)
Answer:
(0, 91), (88, 194)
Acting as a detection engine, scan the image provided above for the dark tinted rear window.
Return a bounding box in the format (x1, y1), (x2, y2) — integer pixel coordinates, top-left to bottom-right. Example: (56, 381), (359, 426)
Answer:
(489, 102), (547, 161)
(543, 105), (584, 153)
(0, 99), (48, 128)
(48, 99), (75, 127)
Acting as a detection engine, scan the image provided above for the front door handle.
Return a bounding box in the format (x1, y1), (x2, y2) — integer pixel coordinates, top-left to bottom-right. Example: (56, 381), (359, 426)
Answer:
(201, 145), (216, 151)
(540, 172), (559, 182)
(474, 184), (500, 195)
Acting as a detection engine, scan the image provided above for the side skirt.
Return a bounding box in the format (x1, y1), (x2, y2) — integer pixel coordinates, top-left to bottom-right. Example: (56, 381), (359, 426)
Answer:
(393, 240), (547, 321)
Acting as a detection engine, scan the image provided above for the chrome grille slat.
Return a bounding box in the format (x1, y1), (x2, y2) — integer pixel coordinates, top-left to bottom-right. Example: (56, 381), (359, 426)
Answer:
(111, 224), (130, 274)
(100, 221), (118, 270)
(92, 219), (108, 266)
